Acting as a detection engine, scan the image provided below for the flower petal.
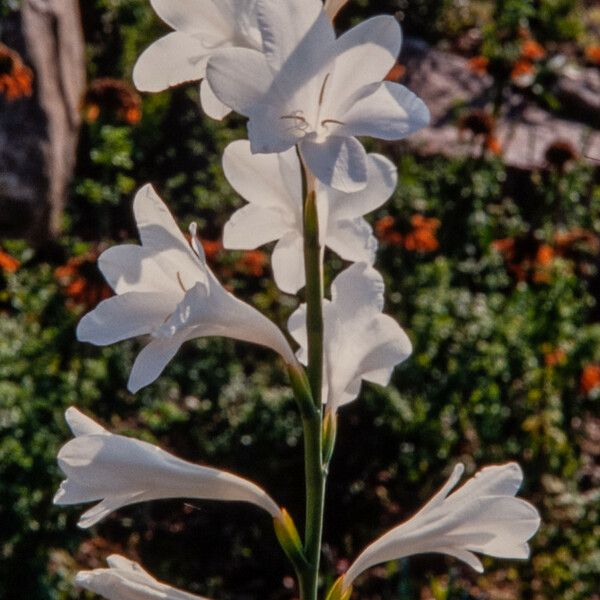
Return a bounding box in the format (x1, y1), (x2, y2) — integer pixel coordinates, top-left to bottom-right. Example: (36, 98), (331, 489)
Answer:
(133, 185), (209, 292)
(98, 245), (175, 295)
(330, 262), (384, 314)
(76, 555), (211, 600)
(256, 0), (331, 70)
(272, 232), (305, 294)
(223, 205), (289, 250)
(326, 15), (402, 116)
(328, 154), (398, 220)
(77, 292), (177, 346)
(301, 135), (368, 193)
(449, 463), (524, 504)
(65, 407), (108, 437)
(133, 32), (210, 92)
(326, 218), (377, 264)
(128, 335), (186, 393)
(340, 81), (430, 141)
(206, 47), (273, 116)
(222, 140), (301, 209)
(149, 0), (232, 36)
(200, 79), (232, 120)
(287, 302), (309, 364)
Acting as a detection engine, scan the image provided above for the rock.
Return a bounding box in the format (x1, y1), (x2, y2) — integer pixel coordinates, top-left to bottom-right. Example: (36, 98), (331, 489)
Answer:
(399, 38), (600, 170)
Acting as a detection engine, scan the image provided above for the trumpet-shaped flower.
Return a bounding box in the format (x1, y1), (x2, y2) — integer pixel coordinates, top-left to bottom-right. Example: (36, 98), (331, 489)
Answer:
(76, 184), (296, 393)
(55, 408), (281, 528)
(288, 263), (412, 412)
(133, 0), (262, 120)
(222, 140), (397, 294)
(75, 554), (210, 600)
(206, 0), (429, 193)
(340, 463), (541, 590)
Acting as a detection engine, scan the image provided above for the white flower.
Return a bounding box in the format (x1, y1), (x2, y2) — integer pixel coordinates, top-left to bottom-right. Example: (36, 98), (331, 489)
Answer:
(341, 463), (541, 590)
(288, 263), (412, 412)
(54, 407), (281, 528)
(76, 184), (296, 393)
(206, 0), (429, 193)
(133, 0), (262, 120)
(222, 140), (397, 294)
(75, 554), (210, 600)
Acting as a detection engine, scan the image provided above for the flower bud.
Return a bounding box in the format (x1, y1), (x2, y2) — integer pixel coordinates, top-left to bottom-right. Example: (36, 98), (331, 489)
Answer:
(322, 410), (337, 464)
(274, 509), (307, 567)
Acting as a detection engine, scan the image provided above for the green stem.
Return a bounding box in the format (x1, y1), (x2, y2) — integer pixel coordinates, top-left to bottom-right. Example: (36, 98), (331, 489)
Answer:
(300, 160), (327, 600)
(304, 190), (324, 406)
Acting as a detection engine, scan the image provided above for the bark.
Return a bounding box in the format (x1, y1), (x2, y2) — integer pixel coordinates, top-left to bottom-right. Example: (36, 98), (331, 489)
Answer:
(0, 0), (85, 243)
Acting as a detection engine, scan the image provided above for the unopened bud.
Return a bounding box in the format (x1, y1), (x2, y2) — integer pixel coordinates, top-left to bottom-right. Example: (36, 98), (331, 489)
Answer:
(322, 410), (337, 464)
(274, 509), (307, 566)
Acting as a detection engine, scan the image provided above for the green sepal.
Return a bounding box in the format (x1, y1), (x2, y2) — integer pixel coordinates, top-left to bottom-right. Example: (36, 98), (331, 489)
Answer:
(325, 576), (353, 600)
(274, 509), (309, 568)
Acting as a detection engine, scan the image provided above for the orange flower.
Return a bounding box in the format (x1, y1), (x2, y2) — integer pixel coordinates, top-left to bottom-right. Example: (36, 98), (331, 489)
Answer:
(511, 59), (534, 81)
(0, 250), (20, 273)
(584, 45), (600, 65)
(237, 250), (268, 277)
(532, 244), (555, 283)
(201, 239), (223, 262)
(468, 56), (489, 76)
(485, 135), (503, 156)
(84, 78), (142, 125)
(55, 251), (112, 311)
(520, 39), (545, 61)
(374, 215), (402, 245)
(580, 364), (600, 394)
(0, 43), (33, 101)
(385, 62), (406, 82)
(535, 244), (555, 266)
(544, 349), (566, 367)
(404, 214), (440, 253)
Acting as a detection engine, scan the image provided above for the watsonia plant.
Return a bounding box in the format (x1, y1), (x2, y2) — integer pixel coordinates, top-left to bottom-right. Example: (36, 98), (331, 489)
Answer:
(54, 1), (541, 599)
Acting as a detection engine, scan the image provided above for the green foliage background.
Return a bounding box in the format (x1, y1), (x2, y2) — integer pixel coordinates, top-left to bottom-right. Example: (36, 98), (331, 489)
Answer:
(1, 1), (599, 599)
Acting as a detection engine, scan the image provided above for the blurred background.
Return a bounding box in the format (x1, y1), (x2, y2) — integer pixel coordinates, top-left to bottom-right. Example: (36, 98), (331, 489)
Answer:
(0, 0), (599, 598)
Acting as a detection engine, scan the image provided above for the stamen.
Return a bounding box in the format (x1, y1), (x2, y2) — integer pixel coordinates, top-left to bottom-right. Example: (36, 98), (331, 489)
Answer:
(321, 118), (345, 128)
(176, 272), (187, 293)
(318, 73), (331, 107)
(280, 114), (308, 124)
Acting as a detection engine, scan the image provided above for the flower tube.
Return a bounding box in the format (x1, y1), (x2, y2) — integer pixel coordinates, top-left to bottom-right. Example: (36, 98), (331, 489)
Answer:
(76, 184), (296, 392)
(54, 408), (282, 527)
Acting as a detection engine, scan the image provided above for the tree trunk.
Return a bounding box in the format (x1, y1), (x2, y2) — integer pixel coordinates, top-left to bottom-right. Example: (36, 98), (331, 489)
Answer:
(0, 0), (85, 243)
